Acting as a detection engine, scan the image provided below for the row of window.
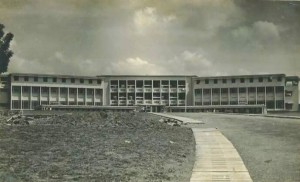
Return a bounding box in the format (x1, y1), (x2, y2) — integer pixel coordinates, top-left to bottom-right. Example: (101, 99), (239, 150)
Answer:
(194, 100), (284, 109)
(12, 86), (103, 95)
(195, 77), (282, 85)
(111, 80), (186, 87)
(11, 100), (103, 109)
(13, 76), (102, 84)
(195, 87), (284, 94)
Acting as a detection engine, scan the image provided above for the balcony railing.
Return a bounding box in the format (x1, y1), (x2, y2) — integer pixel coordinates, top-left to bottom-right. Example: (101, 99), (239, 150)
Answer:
(153, 88), (160, 93)
(153, 100), (160, 105)
(144, 100), (152, 104)
(110, 100), (118, 105)
(136, 88), (143, 92)
(161, 88), (169, 92)
(135, 100), (143, 105)
(118, 100), (126, 105)
(127, 100), (134, 105)
(178, 100), (185, 105)
(161, 100), (169, 105)
(127, 88), (135, 92)
(110, 88), (118, 92)
(119, 88), (126, 92)
(170, 88), (177, 93)
(170, 100), (177, 106)
(144, 88), (152, 92)
(177, 88), (186, 93)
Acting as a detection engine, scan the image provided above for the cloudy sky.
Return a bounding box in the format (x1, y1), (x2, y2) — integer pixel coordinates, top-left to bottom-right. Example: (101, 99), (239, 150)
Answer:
(0, 0), (300, 76)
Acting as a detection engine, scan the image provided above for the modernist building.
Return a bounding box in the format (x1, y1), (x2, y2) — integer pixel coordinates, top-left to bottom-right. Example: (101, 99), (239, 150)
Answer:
(0, 73), (298, 112)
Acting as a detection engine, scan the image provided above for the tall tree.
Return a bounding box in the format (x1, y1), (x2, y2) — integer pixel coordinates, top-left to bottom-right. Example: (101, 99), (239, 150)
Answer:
(0, 23), (14, 74)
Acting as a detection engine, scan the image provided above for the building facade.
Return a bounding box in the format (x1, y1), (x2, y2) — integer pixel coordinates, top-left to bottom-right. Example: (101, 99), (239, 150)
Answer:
(0, 73), (298, 112)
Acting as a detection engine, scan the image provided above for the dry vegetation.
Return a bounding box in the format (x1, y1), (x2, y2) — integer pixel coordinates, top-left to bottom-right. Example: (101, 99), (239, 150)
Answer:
(0, 112), (194, 182)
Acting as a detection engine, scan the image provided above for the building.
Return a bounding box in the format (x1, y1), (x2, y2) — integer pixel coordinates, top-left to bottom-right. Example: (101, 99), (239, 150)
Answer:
(0, 73), (299, 113)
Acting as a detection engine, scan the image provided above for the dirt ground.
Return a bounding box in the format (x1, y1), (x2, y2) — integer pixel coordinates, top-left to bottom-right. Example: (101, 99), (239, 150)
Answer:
(0, 112), (195, 182)
(171, 112), (300, 182)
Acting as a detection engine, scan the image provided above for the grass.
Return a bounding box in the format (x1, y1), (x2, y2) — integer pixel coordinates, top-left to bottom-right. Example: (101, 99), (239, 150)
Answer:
(0, 112), (195, 182)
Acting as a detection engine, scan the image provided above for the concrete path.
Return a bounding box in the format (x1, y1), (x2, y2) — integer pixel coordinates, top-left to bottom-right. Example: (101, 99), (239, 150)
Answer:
(150, 113), (204, 124)
(151, 113), (252, 182)
(190, 128), (252, 182)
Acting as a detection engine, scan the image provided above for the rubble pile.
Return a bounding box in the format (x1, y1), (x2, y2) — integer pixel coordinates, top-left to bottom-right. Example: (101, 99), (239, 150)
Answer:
(159, 118), (183, 127)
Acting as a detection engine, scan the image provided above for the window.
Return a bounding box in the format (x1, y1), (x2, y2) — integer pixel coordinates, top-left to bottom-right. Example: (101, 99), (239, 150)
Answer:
(24, 76), (29, 82)
(80, 79), (84, 84)
(285, 91), (293, 97)
(71, 78), (75, 83)
(214, 79), (218, 84)
(249, 78), (253, 83)
(34, 77), (38, 82)
(268, 77), (272, 82)
(32, 87), (39, 93)
(196, 80), (200, 84)
(258, 77), (263, 82)
(221, 88), (228, 93)
(53, 77), (57, 82)
(97, 79), (102, 84)
(78, 88), (84, 94)
(222, 79), (227, 84)
(205, 79), (209, 84)
(277, 77), (282, 82)
(12, 86), (21, 93)
(240, 78), (245, 83)
(248, 87), (255, 92)
(231, 78), (236, 83)
(62, 78), (66, 83)
(230, 88), (237, 93)
(239, 88), (246, 93)
(89, 79), (93, 84)
(14, 76), (19, 81)
(22, 87), (29, 93)
(43, 77), (48, 82)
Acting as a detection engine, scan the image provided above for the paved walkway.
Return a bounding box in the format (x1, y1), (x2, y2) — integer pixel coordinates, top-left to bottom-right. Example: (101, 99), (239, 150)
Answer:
(191, 128), (252, 182)
(151, 113), (252, 182)
(150, 113), (204, 124)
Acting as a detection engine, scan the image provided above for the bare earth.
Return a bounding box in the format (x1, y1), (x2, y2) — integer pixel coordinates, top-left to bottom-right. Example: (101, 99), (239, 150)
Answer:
(0, 112), (194, 182)
(170, 112), (300, 182)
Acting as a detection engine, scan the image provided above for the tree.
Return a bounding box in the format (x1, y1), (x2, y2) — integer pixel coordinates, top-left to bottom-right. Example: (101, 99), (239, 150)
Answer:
(0, 23), (14, 74)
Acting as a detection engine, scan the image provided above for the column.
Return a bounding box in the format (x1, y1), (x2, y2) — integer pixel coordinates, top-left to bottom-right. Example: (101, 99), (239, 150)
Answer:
(246, 87), (248, 104)
(219, 88), (221, 105)
(58, 87), (60, 104)
(237, 87), (239, 105)
(93, 88), (96, 106)
(30, 86), (32, 110)
(264, 86), (267, 106)
(84, 88), (87, 105)
(10, 86), (12, 110)
(20, 86), (23, 109)
(228, 88), (230, 105)
(274, 86), (276, 110)
(168, 80), (170, 106)
(76, 88), (78, 105)
(39, 87), (41, 105)
(67, 87), (69, 105)
(255, 87), (257, 105)
(210, 88), (212, 105)
(201, 88), (203, 105)
(48, 87), (51, 105)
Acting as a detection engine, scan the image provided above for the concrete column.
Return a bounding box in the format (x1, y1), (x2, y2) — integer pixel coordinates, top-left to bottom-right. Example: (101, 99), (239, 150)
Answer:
(20, 86), (22, 110)
(93, 88), (96, 106)
(219, 88), (221, 105)
(39, 87), (41, 105)
(246, 87), (248, 104)
(264, 86), (267, 106)
(84, 88), (87, 105)
(76, 88), (78, 105)
(48, 87), (51, 105)
(283, 85), (286, 110)
(67, 87), (69, 105)
(210, 88), (212, 105)
(201, 89), (203, 105)
(30, 86), (32, 110)
(237, 87), (239, 105)
(274, 86), (276, 110)
(152, 80), (154, 105)
(10, 86), (12, 110)
(168, 80), (170, 106)
(228, 88), (230, 105)
(255, 87), (258, 105)
(58, 87), (60, 103)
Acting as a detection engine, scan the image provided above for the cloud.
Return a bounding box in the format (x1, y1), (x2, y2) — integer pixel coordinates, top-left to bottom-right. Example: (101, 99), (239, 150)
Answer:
(111, 57), (167, 74)
(133, 7), (176, 34)
(231, 21), (280, 49)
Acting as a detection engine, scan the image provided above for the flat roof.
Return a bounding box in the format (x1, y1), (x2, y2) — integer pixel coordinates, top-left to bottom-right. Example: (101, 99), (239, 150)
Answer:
(97, 75), (197, 77)
(9, 73), (99, 79)
(193, 73), (286, 80)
